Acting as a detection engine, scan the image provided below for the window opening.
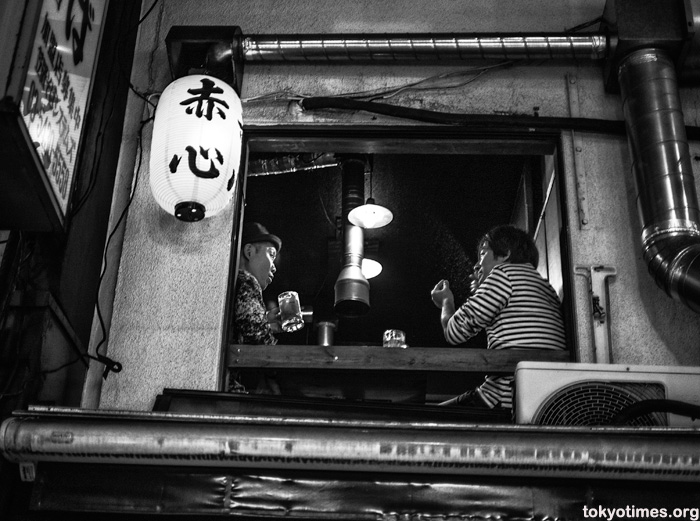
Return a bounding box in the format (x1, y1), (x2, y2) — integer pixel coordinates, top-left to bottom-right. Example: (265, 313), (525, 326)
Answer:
(229, 127), (571, 404)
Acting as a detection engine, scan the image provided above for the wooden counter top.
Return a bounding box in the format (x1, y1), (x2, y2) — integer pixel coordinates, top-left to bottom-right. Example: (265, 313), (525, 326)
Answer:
(229, 345), (571, 374)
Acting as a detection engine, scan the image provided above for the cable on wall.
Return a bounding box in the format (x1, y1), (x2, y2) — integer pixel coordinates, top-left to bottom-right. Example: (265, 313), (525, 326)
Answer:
(70, 0), (161, 217)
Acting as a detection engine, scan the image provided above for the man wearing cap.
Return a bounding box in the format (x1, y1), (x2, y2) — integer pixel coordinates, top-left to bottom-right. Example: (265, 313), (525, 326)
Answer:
(229, 222), (282, 392)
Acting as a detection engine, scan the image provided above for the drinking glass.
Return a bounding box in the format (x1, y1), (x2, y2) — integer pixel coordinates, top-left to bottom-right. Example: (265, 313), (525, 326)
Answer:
(278, 291), (304, 333)
(383, 329), (406, 348)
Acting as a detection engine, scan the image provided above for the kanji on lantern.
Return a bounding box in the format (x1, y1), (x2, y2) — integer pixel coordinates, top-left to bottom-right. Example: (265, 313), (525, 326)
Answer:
(179, 77), (229, 121)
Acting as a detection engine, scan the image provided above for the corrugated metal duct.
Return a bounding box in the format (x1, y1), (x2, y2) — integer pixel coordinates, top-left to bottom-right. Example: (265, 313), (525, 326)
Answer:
(240, 34), (608, 61)
(334, 157), (370, 317)
(618, 48), (700, 313)
(2, 407), (700, 481)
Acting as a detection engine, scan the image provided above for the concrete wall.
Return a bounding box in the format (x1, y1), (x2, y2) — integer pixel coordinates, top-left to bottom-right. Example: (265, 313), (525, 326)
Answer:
(94, 0), (700, 411)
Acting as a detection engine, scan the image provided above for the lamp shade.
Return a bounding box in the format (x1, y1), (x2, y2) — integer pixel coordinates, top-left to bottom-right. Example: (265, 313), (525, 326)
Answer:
(347, 198), (393, 229)
(361, 258), (383, 279)
(149, 75), (243, 221)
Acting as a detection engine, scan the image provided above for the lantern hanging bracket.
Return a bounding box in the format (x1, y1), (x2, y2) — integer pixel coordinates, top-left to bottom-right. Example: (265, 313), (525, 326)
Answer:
(165, 26), (244, 95)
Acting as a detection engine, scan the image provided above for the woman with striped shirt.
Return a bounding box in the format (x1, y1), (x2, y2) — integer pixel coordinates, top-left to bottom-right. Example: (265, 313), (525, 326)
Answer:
(431, 225), (566, 411)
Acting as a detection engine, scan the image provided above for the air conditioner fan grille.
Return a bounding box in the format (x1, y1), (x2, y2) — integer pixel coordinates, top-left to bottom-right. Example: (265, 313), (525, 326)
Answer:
(533, 381), (667, 426)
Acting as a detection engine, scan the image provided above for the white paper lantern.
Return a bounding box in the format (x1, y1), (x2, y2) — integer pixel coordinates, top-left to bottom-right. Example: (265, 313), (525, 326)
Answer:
(149, 75), (243, 221)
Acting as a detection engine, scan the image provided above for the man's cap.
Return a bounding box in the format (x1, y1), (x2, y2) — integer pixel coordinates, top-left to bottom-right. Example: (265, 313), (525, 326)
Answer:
(242, 222), (282, 251)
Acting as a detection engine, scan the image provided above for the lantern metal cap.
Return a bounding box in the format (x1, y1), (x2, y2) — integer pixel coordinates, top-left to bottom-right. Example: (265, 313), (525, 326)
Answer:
(175, 201), (205, 222)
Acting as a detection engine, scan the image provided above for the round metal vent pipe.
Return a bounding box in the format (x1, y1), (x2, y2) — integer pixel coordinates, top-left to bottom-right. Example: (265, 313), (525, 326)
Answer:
(241, 34), (607, 62)
(334, 157), (370, 318)
(3, 410), (700, 480)
(619, 48), (700, 313)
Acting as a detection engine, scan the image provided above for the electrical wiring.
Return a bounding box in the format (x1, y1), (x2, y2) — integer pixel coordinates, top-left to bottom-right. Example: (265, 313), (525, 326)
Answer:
(333, 62), (513, 101)
(0, 236), (23, 396)
(365, 69), (491, 101)
(12, 240), (47, 324)
(68, 69), (118, 217)
(71, 18), (125, 216)
(299, 96), (629, 134)
(121, 0), (162, 110)
(133, 0), (162, 33)
(0, 364), (31, 403)
(0, 236), (33, 406)
(241, 62), (512, 105)
(92, 114), (152, 376)
(242, 88), (307, 103)
(0, 232), (23, 329)
(38, 115), (153, 380)
(296, 95), (700, 141)
(40, 2), (161, 380)
(316, 182), (337, 229)
(33, 2), (161, 380)
(565, 16), (604, 34)
(71, 0), (160, 218)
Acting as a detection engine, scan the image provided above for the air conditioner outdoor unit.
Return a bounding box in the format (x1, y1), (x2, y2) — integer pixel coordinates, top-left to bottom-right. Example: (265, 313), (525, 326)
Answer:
(515, 362), (700, 427)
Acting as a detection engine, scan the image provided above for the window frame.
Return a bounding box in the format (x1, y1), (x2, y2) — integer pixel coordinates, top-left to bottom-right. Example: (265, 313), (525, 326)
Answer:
(221, 124), (577, 391)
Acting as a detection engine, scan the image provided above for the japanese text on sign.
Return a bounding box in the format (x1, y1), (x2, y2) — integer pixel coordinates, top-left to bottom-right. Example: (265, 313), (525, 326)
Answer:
(20, 0), (107, 216)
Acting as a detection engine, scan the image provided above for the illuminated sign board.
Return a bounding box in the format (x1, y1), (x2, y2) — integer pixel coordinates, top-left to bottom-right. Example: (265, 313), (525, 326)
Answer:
(19, 0), (108, 218)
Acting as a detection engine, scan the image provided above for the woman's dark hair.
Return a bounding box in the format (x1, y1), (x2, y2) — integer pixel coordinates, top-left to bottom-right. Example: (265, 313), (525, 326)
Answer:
(478, 225), (539, 268)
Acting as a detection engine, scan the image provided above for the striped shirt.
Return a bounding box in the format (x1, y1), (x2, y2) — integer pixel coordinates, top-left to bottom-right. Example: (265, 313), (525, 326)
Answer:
(445, 263), (566, 409)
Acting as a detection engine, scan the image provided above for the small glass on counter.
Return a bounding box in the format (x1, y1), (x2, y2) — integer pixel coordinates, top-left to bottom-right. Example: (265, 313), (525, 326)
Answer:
(383, 329), (407, 348)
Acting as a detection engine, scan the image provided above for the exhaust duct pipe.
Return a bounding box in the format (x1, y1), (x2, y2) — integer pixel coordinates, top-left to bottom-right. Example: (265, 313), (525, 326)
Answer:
(334, 157), (370, 317)
(619, 48), (700, 313)
(242, 34), (607, 62)
(3, 408), (700, 480)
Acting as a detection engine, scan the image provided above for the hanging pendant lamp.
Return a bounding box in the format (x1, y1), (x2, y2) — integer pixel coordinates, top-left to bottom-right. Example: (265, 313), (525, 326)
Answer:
(347, 157), (393, 229)
(361, 258), (383, 279)
(348, 198), (393, 229)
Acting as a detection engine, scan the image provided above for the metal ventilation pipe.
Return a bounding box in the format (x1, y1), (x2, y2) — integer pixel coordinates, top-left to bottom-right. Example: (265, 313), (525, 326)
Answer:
(241, 34), (607, 62)
(618, 48), (700, 313)
(3, 408), (700, 480)
(334, 157), (370, 317)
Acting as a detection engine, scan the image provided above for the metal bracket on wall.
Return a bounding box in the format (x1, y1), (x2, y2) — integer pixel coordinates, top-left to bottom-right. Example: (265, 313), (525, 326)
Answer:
(575, 265), (617, 364)
(19, 461), (36, 482)
(566, 73), (590, 229)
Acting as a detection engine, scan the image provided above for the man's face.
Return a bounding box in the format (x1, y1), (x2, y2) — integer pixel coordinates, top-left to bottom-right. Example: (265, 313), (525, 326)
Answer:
(246, 242), (278, 290)
(476, 243), (508, 281)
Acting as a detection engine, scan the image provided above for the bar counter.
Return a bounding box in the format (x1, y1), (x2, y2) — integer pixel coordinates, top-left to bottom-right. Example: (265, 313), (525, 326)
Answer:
(228, 345), (572, 403)
(228, 344), (571, 373)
